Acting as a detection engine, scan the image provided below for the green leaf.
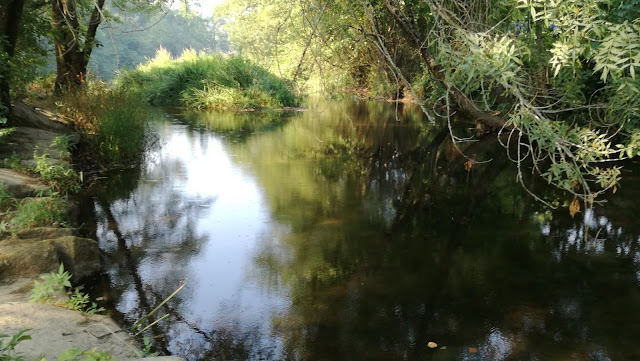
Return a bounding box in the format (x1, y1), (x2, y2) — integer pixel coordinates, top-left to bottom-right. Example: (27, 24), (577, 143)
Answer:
(58, 348), (83, 361)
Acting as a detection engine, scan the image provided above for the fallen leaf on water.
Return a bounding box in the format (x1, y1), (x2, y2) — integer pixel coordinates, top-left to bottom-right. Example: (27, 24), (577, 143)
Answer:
(469, 347), (478, 353)
(569, 197), (581, 218)
(427, 342), (438, 348)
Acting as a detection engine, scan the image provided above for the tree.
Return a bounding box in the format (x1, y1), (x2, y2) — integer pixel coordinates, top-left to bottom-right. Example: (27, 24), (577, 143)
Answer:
(219, 0), (640, 206)
(50, 0), (107, 92)
(364, 0), (640, 205)
(0, 0), (26, 119)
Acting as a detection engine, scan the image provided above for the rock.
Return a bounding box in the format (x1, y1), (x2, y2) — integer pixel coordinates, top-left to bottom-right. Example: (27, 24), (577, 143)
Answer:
(0, 126), (76, 164)
(0, 238), (59, 281)
(0, 278), (188, 361)
(16, 227), (76, 240)
(0, 301), (141, 360)
(0, 235), (100, 281)
(10, 101), (73, 133)
(46, 236), (101, 280)
(0, 168), (47, 198)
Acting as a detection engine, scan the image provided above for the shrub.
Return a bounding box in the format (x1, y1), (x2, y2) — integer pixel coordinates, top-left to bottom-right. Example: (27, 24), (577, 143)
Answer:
(115, 49), (300, 110)
(57, 84), (154, 167)
(8, 196), (67, 230)
(33, 152), (81, 194)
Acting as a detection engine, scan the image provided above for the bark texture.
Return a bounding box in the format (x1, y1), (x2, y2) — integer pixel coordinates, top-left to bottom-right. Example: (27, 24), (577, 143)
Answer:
(51, 0), (106, 92)
(0, 0), (26, 119)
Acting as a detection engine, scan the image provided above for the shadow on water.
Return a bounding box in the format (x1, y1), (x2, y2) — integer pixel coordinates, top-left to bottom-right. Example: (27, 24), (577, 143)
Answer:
(80, 101), (640, 360)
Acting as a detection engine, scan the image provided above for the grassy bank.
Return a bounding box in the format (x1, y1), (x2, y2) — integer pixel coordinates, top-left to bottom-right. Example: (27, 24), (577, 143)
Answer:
(54, 84), (155, 168)
(115, 49), (300, 110)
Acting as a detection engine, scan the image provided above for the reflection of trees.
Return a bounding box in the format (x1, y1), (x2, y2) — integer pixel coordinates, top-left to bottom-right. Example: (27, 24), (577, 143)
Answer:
(83, 102), (640, 360)
(179, 110), (292, 143)
(239, 103), (640, 360)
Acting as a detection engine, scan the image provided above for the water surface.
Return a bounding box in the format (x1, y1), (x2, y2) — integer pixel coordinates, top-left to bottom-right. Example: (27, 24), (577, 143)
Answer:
(81, 100), (640, 360)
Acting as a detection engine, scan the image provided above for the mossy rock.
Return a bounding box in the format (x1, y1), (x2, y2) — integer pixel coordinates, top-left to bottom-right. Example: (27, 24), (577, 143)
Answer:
(0, 238), (59, 281)
(15, 227), (75, 240)
(45, 236), (100, 280)
(0, 235), (100, 281)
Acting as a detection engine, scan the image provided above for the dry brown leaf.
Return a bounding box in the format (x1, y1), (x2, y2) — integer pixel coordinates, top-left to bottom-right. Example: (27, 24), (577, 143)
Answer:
(469, 347), (479, 353)
(464, 160), (473, 171)
(613, 185), (617, 194)
(569, 197), (581, 218)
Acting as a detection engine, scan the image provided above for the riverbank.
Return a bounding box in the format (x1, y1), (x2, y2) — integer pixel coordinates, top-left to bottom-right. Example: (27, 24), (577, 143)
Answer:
(0, 102), (183, 360)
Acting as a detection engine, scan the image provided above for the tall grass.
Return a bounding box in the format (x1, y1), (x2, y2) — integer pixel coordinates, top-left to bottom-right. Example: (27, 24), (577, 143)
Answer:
(59, 83), (154, 167)
(116, 48), (300, 110)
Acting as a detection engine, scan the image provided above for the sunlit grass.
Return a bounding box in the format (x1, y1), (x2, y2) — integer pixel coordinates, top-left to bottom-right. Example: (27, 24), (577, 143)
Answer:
(115, 48), (300, 110)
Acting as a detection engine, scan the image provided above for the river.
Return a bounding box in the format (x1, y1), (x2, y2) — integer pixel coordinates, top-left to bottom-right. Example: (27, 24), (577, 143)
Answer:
(79, 99), (640, 360)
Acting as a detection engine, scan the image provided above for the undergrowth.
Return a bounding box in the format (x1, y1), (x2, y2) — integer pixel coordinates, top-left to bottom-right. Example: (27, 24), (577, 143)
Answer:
(30, 264), (105, 315)
(55, 83), (154, 167)
(116, 48), (300, 110)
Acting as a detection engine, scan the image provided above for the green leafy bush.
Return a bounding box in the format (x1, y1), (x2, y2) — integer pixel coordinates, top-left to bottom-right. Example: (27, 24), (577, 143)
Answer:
(8, 196), (67, 230)
(115, 49), (300, 110)
(57, 84), (154, 167)
(30, 264), (105, 314)
(33, 152), (81, 194)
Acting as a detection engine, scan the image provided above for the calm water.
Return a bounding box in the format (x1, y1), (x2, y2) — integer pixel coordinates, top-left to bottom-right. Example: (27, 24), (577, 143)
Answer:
(80, 100), (640, 360)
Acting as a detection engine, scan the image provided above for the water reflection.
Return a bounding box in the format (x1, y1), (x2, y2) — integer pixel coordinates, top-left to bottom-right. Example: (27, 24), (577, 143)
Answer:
(82, 101), (640, 360)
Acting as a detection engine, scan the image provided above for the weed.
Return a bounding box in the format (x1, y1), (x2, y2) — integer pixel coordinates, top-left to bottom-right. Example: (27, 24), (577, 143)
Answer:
(0, 183), (14, 210)
(2, 152), (22, 170)
(136, 337), (158, 358)
(8, 196), (67, 230)
(57, 348), (115, 361)
(57, 85), (153, 167)
(30, 263), (72, 305)
(33, 152), (81, 194)
(0, 329), (31, 361)
(0, 127), (14, 143)
(51, 135), (75, 160)
(67, 287), (105, 315)
(30, 264), (105, 314)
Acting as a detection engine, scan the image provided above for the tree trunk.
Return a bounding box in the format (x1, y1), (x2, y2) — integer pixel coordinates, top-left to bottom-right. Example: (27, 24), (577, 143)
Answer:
(51, 0), (106, 93)
(0, 0), (26, 120)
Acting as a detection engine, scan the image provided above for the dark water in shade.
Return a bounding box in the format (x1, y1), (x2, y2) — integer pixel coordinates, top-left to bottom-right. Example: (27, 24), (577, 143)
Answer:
(79, 99), (640, 361)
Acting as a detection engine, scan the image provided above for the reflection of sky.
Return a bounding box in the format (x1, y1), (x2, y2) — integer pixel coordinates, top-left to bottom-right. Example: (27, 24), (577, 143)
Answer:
(97, 121), (289, 356)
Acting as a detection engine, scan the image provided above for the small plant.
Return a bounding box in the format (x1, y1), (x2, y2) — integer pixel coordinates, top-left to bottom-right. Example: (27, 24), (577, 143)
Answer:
(0, 127), (14, 144)
(33, 152), (81, 193)
(2, 152), (22, 170)
(68, 287), (105, 315)
(51, 135), (76, 160)
(0, 182), (14, 210)
(30, 263), (72, 305)
(0, 329), (31, 361)
(51, 135), (75, 151)
(30, 264), (104, 314)
(136, 337), (158, 358)
(9, 195), (67, 230)
(57, 348), (115, 361)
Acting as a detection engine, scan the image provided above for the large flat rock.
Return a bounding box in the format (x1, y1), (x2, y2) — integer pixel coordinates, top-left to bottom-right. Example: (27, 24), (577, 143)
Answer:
(0, 278), (186, 361)
(10, 101), (73, 133)
(0, 234), (100, 281)
(0, 168), (47, 198)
